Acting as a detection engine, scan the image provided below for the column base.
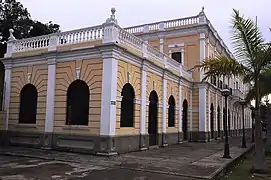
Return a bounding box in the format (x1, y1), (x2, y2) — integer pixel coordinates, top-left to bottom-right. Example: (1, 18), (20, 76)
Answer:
(0, 130), (8, 146)
(140, 134), (148, 150)
(178, 132), (183, 143)
(97, 136), (118, 156)
(41, 133), (53, 150)
(162, 133), (168, 147)
(197, 131), (209, 142)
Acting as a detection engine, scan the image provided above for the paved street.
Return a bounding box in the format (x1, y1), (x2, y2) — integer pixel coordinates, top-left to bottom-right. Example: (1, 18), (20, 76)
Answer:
(0, 137), (252, 180)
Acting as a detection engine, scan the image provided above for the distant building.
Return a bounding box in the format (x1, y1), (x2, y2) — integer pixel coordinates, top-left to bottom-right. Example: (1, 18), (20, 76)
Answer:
(0, 7), (252, 155)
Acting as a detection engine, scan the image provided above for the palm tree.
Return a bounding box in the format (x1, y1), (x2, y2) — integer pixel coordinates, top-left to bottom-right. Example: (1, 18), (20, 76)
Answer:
(245, 70), (271, 103)
(198, 9), (271, 172)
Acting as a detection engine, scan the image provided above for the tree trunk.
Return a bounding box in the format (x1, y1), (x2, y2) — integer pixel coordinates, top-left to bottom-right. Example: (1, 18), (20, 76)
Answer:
(266, 106), (271, 153)
(254, 79), (266, 172)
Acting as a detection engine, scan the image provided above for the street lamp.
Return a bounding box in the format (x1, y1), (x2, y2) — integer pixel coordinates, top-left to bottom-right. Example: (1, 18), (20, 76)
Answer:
(222, 88), (231, 158)
(240, 99), (247, 148)
(250, 106), (255, 143)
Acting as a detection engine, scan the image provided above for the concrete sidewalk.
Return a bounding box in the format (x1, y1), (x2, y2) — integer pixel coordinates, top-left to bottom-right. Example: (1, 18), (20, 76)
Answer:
(0, 137), (253, 180)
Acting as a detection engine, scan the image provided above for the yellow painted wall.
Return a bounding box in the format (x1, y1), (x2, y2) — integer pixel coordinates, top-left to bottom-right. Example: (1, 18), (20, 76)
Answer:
(12, 49), (48, 58)
(192, 88), (199, 131)
(146, 72), (163, 133)
(54, 58), (103, 135)
(9, 64), (48, 132)
(0, 111), (5, 130)
(56, 40), (102, 52)
(149, 39), (160, 52)
(166, 80), (179, 133)
(116, 60), (141, 135)
(186, 42), (200, 81)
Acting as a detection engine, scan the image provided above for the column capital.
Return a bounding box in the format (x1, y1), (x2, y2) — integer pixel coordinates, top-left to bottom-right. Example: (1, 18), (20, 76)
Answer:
(200, 33), (206, 40)
(159, 38), (164, 44)
(47, 57), (56, 65)
(178, 79), (183, 85)
(141, 60), (149, 71)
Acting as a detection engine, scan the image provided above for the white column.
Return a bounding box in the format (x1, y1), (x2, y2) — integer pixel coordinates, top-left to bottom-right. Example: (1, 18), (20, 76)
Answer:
(199, 33), (206, 81)
(45, 58), (56, 133)
(100, 52), (118, 136)
(199, 85), (207, 132)
(208, 88), (211, 134)
(181, 49), (185, 66)
(140, 65), (147, 134)
(221, 95), (224, 131)
(169, 50), (172, 59)
(189, 90), (193, 134)
(215, 92), (218, 131)
(3, 63), (12, 130)
(160, 38), (164, 53)
(178, 80), (183, 133)
(162, 74), (167, 134)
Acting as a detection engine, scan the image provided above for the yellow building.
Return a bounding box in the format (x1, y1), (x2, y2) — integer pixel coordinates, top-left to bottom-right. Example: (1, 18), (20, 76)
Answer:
(0, 7), (252, 155)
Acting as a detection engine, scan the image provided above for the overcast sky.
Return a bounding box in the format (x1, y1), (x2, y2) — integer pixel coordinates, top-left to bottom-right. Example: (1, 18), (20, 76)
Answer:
(19, 0), (270, 51)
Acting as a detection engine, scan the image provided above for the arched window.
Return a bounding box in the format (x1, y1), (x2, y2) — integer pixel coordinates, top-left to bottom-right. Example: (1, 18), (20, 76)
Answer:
(19, 84), (38, 124)
(120, 83), (135, 127)
(66, 80), (89, 125)
(168, 95), (176, 127)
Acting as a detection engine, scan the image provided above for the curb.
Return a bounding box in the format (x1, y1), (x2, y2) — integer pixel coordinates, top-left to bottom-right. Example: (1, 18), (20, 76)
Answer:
(209, 144), (255, 180)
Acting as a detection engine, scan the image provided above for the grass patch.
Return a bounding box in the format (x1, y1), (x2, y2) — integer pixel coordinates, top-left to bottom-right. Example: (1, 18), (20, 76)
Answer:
(226, 152), (271, 180)
(226, 154), (253, 180)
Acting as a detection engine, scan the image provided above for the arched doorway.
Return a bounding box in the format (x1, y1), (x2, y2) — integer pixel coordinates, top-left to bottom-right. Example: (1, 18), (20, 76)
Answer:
(217, 106), (220, 137)
(182, 99), (188, 140)
(19, 84), (38, 124)
(210, 104), (214, 139)
(148, 90), (158, 146)
(168, 95), (176, 127)
(120, 83), (135, 127)
(66, 80), (90, 125)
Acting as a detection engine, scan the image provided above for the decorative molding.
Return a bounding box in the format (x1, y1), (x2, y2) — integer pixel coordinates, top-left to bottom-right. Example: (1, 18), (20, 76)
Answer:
(27, 73), (31, 83)
(168, 43), (184, 48)
(127, 72), (131, 83)
(76, 67), (81, 79)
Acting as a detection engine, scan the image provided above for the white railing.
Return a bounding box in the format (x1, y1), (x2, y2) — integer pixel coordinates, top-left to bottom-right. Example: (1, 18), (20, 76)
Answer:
(58, 25), (103, 46)
(182, 66), (193, 79)
(14, 35), (51, 52)
(12, 25), (104, 52)
(165, 16), (199, 29)
(125, 16), (199, 34)
(118, 27), (143, 52)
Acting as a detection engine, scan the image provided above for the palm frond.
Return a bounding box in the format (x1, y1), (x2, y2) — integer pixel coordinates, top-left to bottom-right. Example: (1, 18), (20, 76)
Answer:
(245, 69), (271, 102)
(256, 43), (271, 72)
(199, 55), (247, 82)
(231, 9), (264, 67)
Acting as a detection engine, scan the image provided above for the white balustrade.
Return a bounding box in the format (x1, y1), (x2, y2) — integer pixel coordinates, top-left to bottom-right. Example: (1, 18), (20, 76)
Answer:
(11, 25), (104, 52)
(58, 26), (103, 46)
(14, 35), (50, 52)
(125, 25), (144, 34)
(118, 27), (143, 52)
(124, 16), (199, 34)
